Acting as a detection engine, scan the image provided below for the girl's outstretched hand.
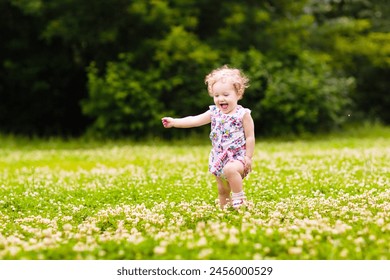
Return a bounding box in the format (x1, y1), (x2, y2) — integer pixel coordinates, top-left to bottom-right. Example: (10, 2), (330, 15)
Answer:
(162, 117), (174, 128)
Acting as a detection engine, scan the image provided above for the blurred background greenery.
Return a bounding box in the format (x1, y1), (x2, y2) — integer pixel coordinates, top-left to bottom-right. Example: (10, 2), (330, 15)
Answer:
(1, 0), (389, 139)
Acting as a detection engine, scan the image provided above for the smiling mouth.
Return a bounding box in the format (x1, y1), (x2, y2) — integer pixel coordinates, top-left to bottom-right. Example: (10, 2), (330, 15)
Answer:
(220, 104), (228, 110)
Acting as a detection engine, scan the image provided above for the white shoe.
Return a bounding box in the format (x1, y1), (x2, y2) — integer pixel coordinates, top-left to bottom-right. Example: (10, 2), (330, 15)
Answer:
(232, 198), (245, 209)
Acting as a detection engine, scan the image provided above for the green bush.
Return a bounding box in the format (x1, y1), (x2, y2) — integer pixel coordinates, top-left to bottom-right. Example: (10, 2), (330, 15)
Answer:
(236, 50), (354, 136)
(82, 56), (163, 138)
(1, 0), (389, 137)
(83, 46), (355, 138)
(82, 27), (220, 138)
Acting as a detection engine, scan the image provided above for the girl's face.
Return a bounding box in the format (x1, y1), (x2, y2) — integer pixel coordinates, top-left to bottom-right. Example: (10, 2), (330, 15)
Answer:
(211, 80), (240, 114)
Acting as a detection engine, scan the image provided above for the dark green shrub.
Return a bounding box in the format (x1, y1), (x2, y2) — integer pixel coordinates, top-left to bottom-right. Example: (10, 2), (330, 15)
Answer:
(81, 55), (163, 138)
(235, 50), (354, 136)
(82, 27), (219, 138)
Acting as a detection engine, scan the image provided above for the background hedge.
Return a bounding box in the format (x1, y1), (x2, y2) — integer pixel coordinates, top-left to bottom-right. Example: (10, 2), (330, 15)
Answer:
(1, 0), (389, 138)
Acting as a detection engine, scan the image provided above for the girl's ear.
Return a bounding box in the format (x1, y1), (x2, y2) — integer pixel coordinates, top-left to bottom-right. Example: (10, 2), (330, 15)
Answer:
(233, 83), (243, 99)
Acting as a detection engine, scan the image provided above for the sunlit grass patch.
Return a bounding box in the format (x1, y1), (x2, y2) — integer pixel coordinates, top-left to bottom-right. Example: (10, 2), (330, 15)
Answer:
(0, 128), (389, 259)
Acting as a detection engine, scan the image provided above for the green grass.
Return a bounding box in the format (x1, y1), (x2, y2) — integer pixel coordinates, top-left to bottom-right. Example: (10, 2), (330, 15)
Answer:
(0, 125), (389, 260)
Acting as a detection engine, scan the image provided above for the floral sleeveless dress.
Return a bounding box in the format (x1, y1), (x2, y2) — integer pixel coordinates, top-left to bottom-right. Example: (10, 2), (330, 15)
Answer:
(208, 105), (251, 177)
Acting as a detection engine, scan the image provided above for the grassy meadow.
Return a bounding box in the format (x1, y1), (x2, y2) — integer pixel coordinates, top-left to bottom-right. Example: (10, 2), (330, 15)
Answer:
(0, 125), (389, 260)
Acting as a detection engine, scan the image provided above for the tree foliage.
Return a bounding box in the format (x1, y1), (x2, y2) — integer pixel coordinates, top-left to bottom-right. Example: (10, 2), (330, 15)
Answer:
(1, 0), (389, 137)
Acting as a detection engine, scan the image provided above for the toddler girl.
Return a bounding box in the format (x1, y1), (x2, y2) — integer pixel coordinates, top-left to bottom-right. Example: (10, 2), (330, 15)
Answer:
(162, 65), (255, 209)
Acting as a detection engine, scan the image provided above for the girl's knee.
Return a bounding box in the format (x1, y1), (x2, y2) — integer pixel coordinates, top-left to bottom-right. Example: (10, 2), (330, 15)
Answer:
(223, 162), (243, 177)
(222, 165), (233, 176)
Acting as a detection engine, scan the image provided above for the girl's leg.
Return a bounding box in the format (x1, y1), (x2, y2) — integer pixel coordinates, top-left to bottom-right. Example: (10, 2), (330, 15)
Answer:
(215, 176), (231, 208)
(223, 160), (244, 193)
(223, 160), (246, 208)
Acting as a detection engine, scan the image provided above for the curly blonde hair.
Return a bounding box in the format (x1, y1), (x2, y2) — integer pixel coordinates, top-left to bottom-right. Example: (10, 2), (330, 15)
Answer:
(205, 65), (250, 99)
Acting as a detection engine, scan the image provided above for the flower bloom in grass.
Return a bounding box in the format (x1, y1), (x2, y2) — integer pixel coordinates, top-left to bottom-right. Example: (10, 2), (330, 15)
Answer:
(198, 248), (213, 259)
(8, 246), (21, 257)
(154, 245), (167, 255)
(197, 237), (207, 247)
(227, 234), (239, 245)
(63, 223), (73, 232)
(376, 218), (385, 226)
(340, 248), (349, 258)
(253, 253), (263, 260)
(354, 237), (365, 246)
(288, 247), (302, 255)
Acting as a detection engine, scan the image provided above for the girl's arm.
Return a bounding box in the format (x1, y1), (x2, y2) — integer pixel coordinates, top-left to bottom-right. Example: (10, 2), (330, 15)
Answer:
(162, 111), (211, 128)
(243, 112), (255, 173)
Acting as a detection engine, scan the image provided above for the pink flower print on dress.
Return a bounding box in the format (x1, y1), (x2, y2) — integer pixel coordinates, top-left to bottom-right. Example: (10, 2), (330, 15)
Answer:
(208, 105), (251, 177)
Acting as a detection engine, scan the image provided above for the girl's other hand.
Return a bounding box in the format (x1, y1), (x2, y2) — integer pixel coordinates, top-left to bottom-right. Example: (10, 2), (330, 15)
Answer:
(162, 117), (174, 128)
(244, 156), (252, 176)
